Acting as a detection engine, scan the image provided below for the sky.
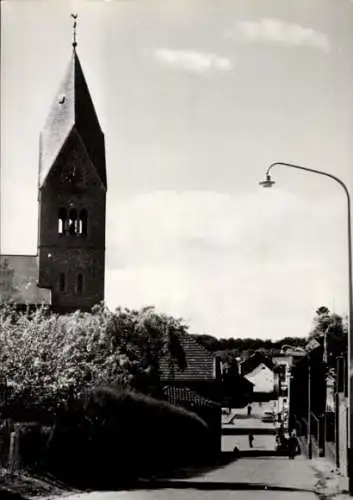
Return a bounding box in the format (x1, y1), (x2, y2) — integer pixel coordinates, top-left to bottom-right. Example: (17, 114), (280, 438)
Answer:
(1, 0), (353, 340)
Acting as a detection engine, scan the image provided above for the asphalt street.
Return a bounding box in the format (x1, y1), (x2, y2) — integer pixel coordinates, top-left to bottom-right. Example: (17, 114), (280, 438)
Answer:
(48, 406), (322, 500)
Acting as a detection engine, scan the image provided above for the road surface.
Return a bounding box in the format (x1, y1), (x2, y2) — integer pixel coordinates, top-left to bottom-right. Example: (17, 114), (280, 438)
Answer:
(45, 402), (330, 500)
(48, 434), (321, 500)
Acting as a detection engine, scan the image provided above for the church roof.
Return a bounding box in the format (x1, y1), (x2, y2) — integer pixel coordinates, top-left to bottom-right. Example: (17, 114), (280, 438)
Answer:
(39, 49), (106, 188)
(0, 255), (51, 305)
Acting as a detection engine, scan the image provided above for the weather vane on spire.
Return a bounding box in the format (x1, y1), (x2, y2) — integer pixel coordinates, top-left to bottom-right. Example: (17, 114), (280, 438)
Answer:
(71, 13), (78, 49)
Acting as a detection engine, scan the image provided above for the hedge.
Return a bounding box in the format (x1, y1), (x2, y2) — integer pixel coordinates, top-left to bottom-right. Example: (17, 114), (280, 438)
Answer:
(41, 386), (212, 488)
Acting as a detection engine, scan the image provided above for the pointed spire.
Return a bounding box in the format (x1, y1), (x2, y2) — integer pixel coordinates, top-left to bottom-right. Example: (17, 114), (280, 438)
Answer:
(39, 42), (106, 188)
(71, 13), (78, 49)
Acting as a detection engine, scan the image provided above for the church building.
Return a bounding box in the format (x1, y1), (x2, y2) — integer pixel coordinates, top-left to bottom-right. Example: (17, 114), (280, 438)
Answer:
(0, 25), (107, 313)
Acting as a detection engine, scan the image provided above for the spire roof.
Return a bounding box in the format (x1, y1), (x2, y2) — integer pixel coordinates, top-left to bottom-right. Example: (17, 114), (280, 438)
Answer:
(39, 49), (106, 188)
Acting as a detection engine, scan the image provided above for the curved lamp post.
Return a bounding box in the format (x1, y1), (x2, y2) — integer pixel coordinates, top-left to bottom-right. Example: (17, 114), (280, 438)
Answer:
(260, 162), (353, 492)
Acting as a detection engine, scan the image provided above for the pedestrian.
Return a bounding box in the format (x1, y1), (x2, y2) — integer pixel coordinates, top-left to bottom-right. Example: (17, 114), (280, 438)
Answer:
(278, 422), (284, 436)
(248, 432), (254, 448)
(275, 434), (281, 451)
(247, 404), (252, 416)
(288, 431), (298, 459)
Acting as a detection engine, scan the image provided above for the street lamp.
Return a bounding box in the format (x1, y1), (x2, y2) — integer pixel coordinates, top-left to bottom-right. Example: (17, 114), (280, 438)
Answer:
(308, 354), (312, 459)
(260, 161), (353, 492)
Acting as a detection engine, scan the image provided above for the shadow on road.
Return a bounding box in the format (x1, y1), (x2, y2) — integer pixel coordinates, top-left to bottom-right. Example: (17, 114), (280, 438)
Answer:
(239, 449), (285, 458)
(147, 452), (238, 481)
(83, 451), (309, 493)
(128, 480), (313, 494)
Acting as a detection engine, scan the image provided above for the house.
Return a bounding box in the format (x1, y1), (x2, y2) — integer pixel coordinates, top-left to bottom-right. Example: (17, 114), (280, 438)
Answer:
(240, 352), (274, 375)
(213, 351), (254, 408)
(272, 351), (305, 423)
(160, 334), (254, 407)
(160, 332), (254, 451)
(160, 332), (221, 403)
(240, 353), (275, 400)
(243, 363), (275, 397)
(289, 341), (326, 434)
(1, 27), (106, 314)
(160, 332), (223, 453)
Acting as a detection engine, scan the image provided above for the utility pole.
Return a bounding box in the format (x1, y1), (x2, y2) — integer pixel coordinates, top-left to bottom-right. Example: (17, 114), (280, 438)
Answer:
(308, 354), (312, 459)
(335, 356), (344, 469)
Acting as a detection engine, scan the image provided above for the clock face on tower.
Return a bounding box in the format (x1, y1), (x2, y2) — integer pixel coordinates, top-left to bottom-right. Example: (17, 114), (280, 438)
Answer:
(61, 164), (84, 185)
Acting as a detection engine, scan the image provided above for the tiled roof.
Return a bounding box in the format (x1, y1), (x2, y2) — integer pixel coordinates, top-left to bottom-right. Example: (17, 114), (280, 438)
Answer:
(0, 255), (51, 305)
(163, 385), (220, 408)
(39, 49), (106, 188)
(160, 332), (215, 381)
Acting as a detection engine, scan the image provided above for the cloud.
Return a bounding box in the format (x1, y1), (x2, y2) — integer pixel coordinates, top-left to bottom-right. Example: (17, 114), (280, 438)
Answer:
(154, 49), (232, 73)
(105, 190), (346, 339)
(229, 18), (330, 52)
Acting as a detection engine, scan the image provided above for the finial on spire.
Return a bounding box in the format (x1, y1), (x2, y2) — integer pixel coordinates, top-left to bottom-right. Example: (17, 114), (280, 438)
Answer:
(71, 13), (78, 49)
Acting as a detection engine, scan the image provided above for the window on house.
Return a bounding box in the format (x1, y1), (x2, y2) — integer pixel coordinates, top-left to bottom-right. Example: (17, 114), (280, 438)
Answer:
(58, 208), (67, 234)
(79, 209), (88, 235)
(77, 273), (83, 294)
(59, 273), (66, 292)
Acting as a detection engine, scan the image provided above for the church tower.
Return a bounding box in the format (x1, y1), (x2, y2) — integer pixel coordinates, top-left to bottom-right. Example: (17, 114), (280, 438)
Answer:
(38, 20), (107, 312)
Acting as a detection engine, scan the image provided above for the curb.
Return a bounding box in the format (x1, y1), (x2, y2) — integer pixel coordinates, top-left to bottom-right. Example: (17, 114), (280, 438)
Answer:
(309, 458), (349, 499)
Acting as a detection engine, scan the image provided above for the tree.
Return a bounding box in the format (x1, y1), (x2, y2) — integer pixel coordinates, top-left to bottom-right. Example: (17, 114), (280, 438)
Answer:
(105, 305), (187, 396)
(309, 306), (347, 368)
(0, 304), (187, 420)
(194, 334), (307, 359)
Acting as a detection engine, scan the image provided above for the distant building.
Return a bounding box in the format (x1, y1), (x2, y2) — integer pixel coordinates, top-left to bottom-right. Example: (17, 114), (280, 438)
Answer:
(1, 34), (107, 313)
(238, 353), (275, 401)
(240, 352), (274, 375)
(289, 343), (326, 433)
(243, 363), (275, 395)
(272, 351), (305, 427)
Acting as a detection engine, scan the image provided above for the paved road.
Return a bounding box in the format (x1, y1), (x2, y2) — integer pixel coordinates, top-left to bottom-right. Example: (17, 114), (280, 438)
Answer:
(49, 435), (320, 500)
(47, 402), (322, 500)
(222, 403), (277, 435)
(50, 456), (319, 500)
(222, 433), (277, 452)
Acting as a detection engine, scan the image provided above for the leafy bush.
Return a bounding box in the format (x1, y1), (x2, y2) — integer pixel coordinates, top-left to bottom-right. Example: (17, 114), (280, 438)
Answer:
(43, 386), (211, 488)
(0, 304), (188, 421)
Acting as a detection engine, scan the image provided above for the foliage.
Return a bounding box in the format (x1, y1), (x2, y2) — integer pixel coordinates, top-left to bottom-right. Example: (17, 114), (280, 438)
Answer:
(0, 304), (188, 420)
(309, 306), (347, 368)
(43, 385), (211, 487)
(194, 333), (307, 359)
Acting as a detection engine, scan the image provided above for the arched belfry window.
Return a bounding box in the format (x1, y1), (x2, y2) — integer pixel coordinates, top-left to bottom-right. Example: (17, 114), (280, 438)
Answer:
(79, 209), (88, 235)
(77, 273), (83, 294)
(59, 273), (66, 292)
(68, 209), (78, 235)
(58, 208), (67, 234)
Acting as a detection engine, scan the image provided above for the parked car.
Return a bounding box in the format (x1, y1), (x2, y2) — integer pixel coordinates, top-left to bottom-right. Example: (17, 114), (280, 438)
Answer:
(262, 413), (275, 423)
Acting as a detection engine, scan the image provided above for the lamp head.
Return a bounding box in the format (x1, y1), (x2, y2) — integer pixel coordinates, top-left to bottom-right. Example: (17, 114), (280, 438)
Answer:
(259, 173), (275, 188)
